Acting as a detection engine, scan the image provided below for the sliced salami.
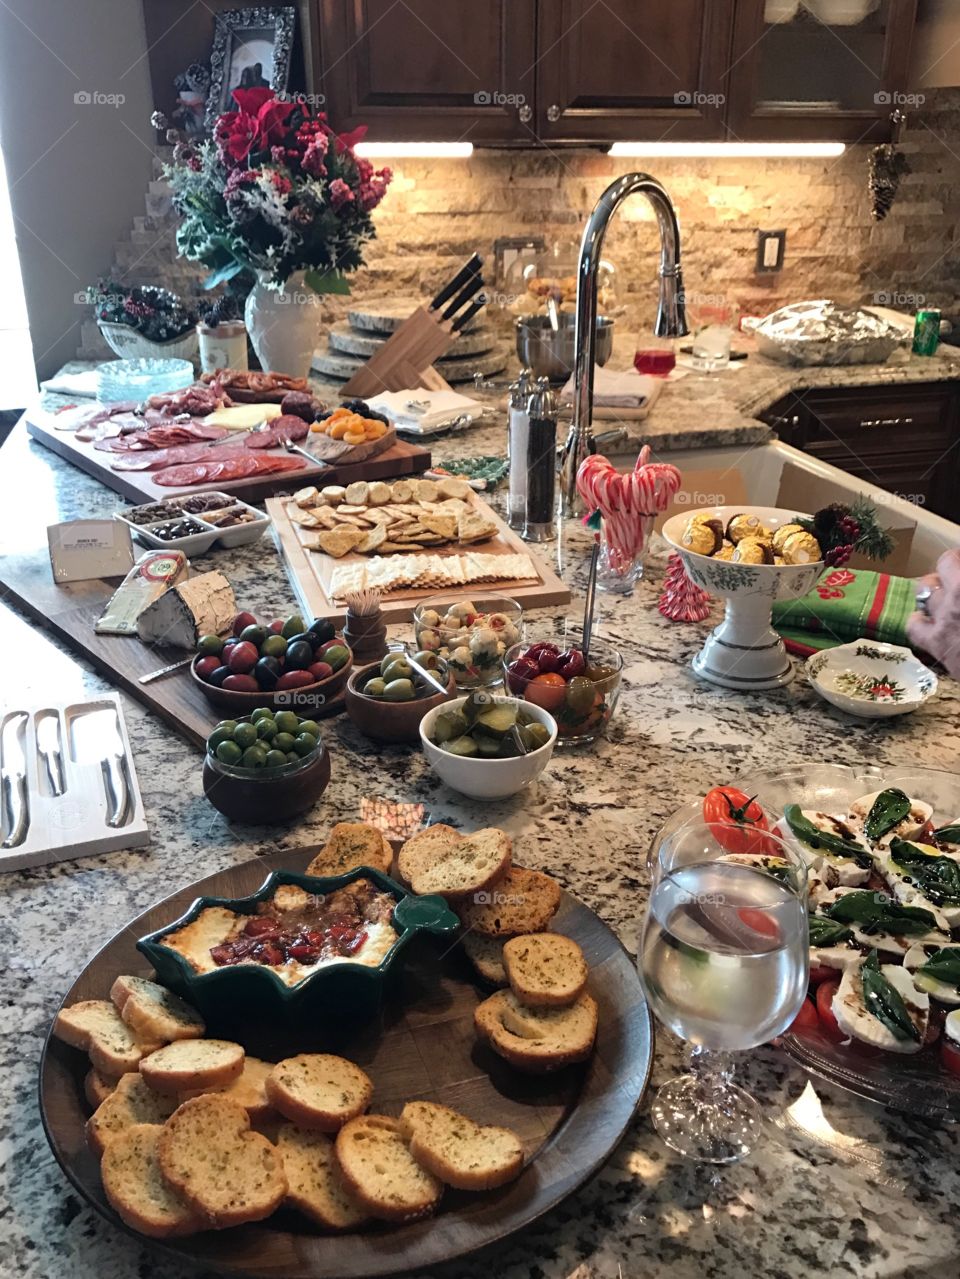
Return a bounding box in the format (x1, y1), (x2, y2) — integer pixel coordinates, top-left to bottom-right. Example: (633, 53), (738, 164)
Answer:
(153, 453), (307, 487)
(111, 443), (246, 472)
(245, 415), (310, 449)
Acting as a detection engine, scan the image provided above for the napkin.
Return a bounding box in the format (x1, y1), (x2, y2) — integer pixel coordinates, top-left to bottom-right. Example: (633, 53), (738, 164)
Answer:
(366, 389), (484, 433)
(41, 369), (102, 398)
(772, 567), (916, 656)
(559, 366), (663, 408)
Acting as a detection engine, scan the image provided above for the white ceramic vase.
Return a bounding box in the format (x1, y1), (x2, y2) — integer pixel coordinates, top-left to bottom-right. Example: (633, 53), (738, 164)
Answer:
(244, 271), (321, 379)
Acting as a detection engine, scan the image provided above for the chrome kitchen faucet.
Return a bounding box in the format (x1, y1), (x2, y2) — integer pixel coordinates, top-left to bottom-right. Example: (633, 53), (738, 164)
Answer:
(560, 173), (688, 515)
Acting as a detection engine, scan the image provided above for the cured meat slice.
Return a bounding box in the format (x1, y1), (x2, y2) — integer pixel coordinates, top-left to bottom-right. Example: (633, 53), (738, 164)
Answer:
(153, 453), (307, 487)
(65, 402), (138, 440)
(146, 384), (225, 417)
(245, 415), (310, 449)
(96, 422), (232, 453)
(110, 443), (246, 472)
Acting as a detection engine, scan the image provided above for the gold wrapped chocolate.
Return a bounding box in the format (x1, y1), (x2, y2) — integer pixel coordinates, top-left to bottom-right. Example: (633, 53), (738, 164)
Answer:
(780, 530), (822, 564)
(682, 519), (721, 556)
(733, 537), (774, 565)
(715, 542), (735, 561)
(772, 522), (806, 554)
(726, 513), (765, 544)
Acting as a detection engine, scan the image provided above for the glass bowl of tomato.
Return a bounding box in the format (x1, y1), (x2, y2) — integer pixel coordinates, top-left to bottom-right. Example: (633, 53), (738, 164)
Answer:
(502, 637), (623, 745)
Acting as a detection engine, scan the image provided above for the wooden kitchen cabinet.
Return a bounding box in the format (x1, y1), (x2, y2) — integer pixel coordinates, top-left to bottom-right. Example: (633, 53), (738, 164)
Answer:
(534, 0), (734, 142)
(315, 0), (537, 144)
(762, 382), (960, 520)
(726, 0), (919, 143)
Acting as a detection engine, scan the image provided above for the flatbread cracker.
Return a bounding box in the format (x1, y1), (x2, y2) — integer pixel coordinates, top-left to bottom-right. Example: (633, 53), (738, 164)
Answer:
(317, 527), (364, 558)
(357, 524), (387, 553)
(419, 513), (457, 540)
(457, 511), (498, 544)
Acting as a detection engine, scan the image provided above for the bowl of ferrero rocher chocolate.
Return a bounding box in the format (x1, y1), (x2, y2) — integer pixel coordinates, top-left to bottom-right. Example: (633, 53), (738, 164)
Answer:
(662, 506), (825, 600)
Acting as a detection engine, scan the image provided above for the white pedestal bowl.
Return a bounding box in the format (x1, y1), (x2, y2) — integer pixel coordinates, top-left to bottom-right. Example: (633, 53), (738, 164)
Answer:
(662, 506), (824, 692)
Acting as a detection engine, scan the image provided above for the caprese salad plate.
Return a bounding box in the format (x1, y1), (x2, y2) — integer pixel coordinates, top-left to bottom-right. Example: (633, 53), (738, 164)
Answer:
(656, 764), (960, 1120)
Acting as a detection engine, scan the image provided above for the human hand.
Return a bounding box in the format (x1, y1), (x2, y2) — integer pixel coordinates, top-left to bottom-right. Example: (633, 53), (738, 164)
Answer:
(906, 548), (960, 680)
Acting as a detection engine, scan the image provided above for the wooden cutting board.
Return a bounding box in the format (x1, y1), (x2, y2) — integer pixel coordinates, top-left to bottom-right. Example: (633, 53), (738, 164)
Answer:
(0, 552), (345, 752)
(268, 485), (572, 625)
(24, 407), (431, 506)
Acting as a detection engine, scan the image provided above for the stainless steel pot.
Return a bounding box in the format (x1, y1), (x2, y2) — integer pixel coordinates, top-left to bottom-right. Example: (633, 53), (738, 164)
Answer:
(515, 314), (614, 383)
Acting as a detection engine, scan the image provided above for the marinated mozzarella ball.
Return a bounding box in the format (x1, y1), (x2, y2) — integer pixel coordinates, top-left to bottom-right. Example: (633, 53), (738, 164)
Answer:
(451, 645), (472, 666)
(418, 627), (441, 651)
(469, 626), (500, 655)
(420, 608), (441, 628)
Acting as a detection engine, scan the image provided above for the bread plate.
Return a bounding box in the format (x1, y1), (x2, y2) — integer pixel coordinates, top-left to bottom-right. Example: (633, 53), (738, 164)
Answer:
(39, 843), (653, 1278)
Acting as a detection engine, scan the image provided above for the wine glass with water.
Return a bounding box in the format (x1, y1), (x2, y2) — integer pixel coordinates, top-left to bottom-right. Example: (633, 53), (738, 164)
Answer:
(638, 821), (808, 1162)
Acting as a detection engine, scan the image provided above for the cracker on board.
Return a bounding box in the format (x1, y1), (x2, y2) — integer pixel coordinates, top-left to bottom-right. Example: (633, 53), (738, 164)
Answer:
(316, 527), (364, 558)
(357, 523), (387, 553)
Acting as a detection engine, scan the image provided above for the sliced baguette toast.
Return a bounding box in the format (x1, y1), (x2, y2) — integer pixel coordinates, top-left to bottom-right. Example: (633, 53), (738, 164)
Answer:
(461, 933), (507, 986)
(456, 867), (561, 937)
(156, 1095), (287, 1229)
(502, 934), (588, 1007)
(396, 824), (461, 885)
(53, 1000), (162, 1077)
(140, 1039), (244, 1095)
(474, 989), (598, 1072)
(110, 975), (205, 1043)
(84, 1069), (117, 1110)
(180, 1056), (275, 1123)
(404, 828), (512, 902)
(87, 1072), (179, 1157)
(335, 1114), (443, 1223)
(305, 822), (393, 877)
(100, 1124), (203, 1238)
(399, 1101), (524, 1190)
(266, 1054), (373, 1131)
(276, 1123), (368, 1230)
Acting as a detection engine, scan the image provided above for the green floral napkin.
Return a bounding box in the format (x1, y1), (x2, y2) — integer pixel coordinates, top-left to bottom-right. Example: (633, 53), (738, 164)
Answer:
(772, 567), (916, 656)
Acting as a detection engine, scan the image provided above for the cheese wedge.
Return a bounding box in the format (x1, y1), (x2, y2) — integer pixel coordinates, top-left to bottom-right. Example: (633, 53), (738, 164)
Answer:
(201, 403), (282, 429)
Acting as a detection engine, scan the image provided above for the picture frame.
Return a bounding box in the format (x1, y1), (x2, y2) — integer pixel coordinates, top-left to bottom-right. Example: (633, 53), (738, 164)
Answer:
(205, 6), (297, 128)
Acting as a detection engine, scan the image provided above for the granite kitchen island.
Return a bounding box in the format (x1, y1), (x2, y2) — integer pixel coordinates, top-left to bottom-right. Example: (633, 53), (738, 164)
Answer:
(2, 379), (960, 1279)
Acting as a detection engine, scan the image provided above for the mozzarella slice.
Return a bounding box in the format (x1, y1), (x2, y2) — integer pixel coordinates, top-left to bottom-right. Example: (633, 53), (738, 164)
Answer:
(847, 790), (934, 849)
(904, 943), (960, 1006)
(809, 943), (860, 973)
(832, 959), (928, 1053)
(781, 810), (872, 886)
(945, 1009), (960, 1046)
(872, 847), (959, 930)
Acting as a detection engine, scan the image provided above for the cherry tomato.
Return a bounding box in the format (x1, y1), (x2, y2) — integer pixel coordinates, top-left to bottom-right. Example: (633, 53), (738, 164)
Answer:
(787, 997), (819, 1036)
(924, 1009), (943, 1047)
(809, 962), (840, 986)
(524, 671), (567, 712)
(703, 785), (772, 856)
(815, 979), (846, 1042)
(941, 1039), (960, 1076)
(737, 907), (780, 940)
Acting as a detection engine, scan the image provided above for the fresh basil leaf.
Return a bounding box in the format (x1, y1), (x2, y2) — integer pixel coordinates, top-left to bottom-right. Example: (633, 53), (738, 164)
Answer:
(808, 915), (854, 947)
(889, 837), (960, 906)
(934, 823), (960, 845)
(783, 804), (873, 868)
(917, 948), (960, 991)
(864, 788), (911, 841)
(822, 890), (937, 935)
(861, 949), (921, 1042)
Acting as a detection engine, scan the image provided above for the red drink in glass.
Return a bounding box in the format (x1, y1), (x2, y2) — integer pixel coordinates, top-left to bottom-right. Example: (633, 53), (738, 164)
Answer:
(634, 348), (676, 376)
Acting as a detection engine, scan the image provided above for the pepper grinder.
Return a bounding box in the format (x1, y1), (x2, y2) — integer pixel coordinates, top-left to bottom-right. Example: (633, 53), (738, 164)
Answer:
(507, 367), (533, 531)
(522, 376), (559, 543)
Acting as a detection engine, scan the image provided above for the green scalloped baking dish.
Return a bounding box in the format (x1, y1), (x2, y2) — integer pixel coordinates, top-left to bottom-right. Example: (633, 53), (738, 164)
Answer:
(136, 866), (459, 1026)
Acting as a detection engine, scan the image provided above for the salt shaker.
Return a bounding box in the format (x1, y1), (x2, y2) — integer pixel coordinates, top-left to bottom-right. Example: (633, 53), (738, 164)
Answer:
(522, 377), (559, 543)
(507, 367), (533, 530)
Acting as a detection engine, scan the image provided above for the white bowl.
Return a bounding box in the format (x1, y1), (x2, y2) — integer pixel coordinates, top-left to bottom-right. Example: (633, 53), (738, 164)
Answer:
(419, 695), (557, 800)
(765, 0), (800, 21)
(806, 641), (938, 718)
(662, 506), (824, 691)
(804, 0), (879, 25)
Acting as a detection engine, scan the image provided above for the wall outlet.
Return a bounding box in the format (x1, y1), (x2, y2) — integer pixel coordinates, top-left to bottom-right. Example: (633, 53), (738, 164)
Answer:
(756, 230), (786, 274)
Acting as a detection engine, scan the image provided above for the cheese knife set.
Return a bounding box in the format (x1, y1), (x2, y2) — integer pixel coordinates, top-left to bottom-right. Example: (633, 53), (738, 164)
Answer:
(0, 694), (148, 871)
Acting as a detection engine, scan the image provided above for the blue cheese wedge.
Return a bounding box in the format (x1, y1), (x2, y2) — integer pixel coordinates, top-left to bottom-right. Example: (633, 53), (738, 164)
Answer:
(136, 570), (236, 650)
(904, 943), (960, 1006)
(833, 958), (928, 1053)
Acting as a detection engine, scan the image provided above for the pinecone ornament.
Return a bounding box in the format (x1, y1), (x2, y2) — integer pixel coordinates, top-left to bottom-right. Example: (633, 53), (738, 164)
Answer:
(869, 143), (910, 221)
(658, 552), (712, 622)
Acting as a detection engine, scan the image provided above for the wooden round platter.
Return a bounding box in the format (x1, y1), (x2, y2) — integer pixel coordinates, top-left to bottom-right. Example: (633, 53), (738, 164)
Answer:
(39, 846), (653, 1278)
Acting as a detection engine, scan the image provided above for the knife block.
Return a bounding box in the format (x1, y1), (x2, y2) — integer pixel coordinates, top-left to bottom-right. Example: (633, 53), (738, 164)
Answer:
(341, 306), (456, 398)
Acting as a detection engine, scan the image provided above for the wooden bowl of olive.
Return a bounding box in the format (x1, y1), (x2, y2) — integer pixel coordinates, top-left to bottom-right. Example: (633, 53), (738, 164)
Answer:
(345, 652), (457, 744)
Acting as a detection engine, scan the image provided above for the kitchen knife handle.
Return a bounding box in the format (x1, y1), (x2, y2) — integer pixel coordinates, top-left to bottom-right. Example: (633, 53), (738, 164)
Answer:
(1, 774), (28, 848)
(441, 274), (485, 323)
(102, 755), (130, 828)
(44, 751), (65, 797)
(428, 254), (483, 313)
(451, 295), (487, 333)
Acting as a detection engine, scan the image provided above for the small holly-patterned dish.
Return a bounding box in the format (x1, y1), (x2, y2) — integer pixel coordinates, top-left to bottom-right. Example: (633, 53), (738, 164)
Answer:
(806, 641), (938, 718)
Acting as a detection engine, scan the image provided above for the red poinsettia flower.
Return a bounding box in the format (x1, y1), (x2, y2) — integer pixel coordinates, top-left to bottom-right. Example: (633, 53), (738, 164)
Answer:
(216, 88), (297, 163)
(334, 124), (368, 154)
(822, 568), (856, 588)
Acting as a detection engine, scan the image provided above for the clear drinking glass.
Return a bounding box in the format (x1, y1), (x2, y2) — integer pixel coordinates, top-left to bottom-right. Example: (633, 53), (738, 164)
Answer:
(690, 303), (733, 372)
(638, 821), (808, 1163)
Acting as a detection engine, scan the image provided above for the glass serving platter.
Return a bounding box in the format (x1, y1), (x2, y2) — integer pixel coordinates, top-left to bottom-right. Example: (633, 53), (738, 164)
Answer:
(652, 763), (960, 1121)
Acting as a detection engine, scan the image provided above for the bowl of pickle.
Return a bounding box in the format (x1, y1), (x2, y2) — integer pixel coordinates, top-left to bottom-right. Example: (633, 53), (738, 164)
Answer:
(503, 637), (623, 745)
(413, 594), (523, 689)
(419, 691), (557, 799)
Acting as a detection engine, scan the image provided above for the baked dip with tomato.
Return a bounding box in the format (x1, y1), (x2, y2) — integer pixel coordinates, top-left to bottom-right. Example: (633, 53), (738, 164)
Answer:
(161, 878), (398, 985)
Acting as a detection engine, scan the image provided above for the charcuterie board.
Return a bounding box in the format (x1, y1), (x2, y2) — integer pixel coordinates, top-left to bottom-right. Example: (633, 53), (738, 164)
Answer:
(39, 844), (653, 1278)
(24, 405), (431, 506)
(268, 483), (572, 625)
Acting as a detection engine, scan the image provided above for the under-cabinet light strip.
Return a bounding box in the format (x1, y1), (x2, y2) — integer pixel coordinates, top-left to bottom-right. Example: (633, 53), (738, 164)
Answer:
(608, 142), (846, 158)
(354, 142), (474, 158)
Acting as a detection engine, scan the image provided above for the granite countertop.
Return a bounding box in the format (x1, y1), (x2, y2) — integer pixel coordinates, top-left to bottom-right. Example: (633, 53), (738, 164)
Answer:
(2, 368), (960, 1279)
